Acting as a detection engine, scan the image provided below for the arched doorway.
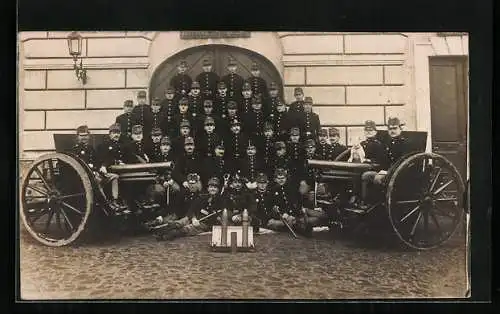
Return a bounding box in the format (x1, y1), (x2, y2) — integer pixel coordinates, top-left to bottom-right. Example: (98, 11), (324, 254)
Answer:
(149, 44), (283, 100)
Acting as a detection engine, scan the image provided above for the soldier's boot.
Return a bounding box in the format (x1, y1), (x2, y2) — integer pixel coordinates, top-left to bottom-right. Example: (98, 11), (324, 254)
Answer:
(296, 221), (313, 238)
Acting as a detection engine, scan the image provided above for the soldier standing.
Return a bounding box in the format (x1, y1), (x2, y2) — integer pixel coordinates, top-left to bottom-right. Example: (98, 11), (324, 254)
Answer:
(171, 119), (194, 159)
(329, 127), (347, 159)
(224, 119), (248, 175)
(170, 60), (192, 97)
(316, 129), (334, 161)
(172, 137), (203, 189)
(220, 101), (241, 139)
(273, 141), (289, 175)
(196, 59), (219, 99)
(222, 58), (244, 98)
(188, 81), (203, 118)
(199, 99), (224, 138)
(151, 97), (166, 132)
(196, 116), (221, 161)
(242, 94), (266, 143)
(265, 82), (281, 116)
(160, 87), (179, 138)
(268, 96), (291, 141)
(116, 100), (134, 141)
(288, 87), (305, 114)
(246, 62), (268, 101)
(125, 125), (152, 163)
(252, 173), (273, 233)
(172, 97), (198, 136)
(148, 127), (164, 163)
(132, 90), (153, 138)
(287, 127), (305, 189)
(203, 142), (228, 184)
(300, 139), (320, 193)
(240, 141), (263, 188)
(299, 96), (321, 141)
(258, 122), (277, 177)
(240, 81), (253, 114)
(214, 81), (230, 119)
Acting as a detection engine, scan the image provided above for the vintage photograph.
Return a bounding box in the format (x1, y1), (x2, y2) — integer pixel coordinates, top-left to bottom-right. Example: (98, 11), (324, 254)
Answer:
(18, 31), (470, 299)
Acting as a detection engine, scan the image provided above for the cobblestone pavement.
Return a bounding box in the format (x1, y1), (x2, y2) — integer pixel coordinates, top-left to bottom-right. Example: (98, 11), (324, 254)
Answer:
(19, 223), (468, 300)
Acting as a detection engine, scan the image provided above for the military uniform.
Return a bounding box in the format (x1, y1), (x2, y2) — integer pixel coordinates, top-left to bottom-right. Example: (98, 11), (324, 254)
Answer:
(148, 128), (164, 163)
(196, 59), (220, 98)
(245, 62), (268, 100)
(301, 139), (320, 187)
(150, 98), (167, 132)
(220, 101), (240, 138)
(172, 137), (202, 185)
(328, 127), (347, 159)
(269, 180), (300, 217)
(288, 87), (305, 114)
(159, 88), (179, 137)
(196, 120), (222, 159)
(264, 82), (281, 116)
(69, 126), (100, 170)
(240, 144), (264, 183)
(116, 100), (134, 140)
(287, 128), (305, 177)
(172, 98), (198, 136)
(214, 82), (230, 119)
(203, 143), (227, 184)
(198, 99), (224, 138)
(97, 125), (129, 167)
(222, 59), (244, 98)
(257, 123), (276, 176)
(273, 141), (289, 174)
(224, 120), (248, 174)
(131, 91), (154, 137)
(242, 94), (266, 141)
(188, 81), (204, 119)
(125, 125), (152, 163)
(268, 102), (291, 141)
(240, 82), (254, 114)
(383, 118), (410, 168)
(299, 97), (321, 140)
(170, 60), (192, 97)
(225, 177), (257, 223)
(252, 173), (274, 226)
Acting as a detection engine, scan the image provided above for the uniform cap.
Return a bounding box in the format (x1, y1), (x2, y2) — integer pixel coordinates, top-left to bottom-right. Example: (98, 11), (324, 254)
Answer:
(364, 120), (377, 131)
(132, 125), (143, 134)
(184, 136), (195, 145)
(76, 125), (89, 135)
(217, 81), (227, 89)
(269, 82), (278, 90)
(152, 97), (161, 104)
(328, 127), (340, 136)
(290, 127), (300, 136)
(227, 100), (238, 110)
(191, 81), (201, 89)
(109, 123), (121, 132)
(203, 99), (213, 106)
(274, 141), (286, 149)
(151, 127), (162, 136)
(387, 117), (404, 127)
(208, 177), (220, 187)
(305, 139), (316, 148)
(250, 62), (259, 71)
(179, 97), (189, 105)
(252, 94), (262, 104)
(137, 90), (147, 98)
(202, 59), (212, 66)
(293, 87), (304, 95)
(166, 86), (175, 93)
(180, 119), (191, 128)
(160, 136), (171, 145)
(204, 116), (215, 125)
(319, 128), (328, 136)
(275, 168), (287, 178)
(264, 121), (274, 131)
(124, 99), (134, 107)
(228, 58), (237, 66)
(231, 119), (241, 126)
(187, 173), (199, 183)
(242, 82), (252, 90)
(256, 172), (268, 183)
(304, 96), (313, 104)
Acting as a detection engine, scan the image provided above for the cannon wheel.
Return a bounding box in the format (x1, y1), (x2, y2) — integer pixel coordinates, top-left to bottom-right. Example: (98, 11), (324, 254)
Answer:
(386, 152), (465, 250)
(334, 149), (350, 161)
(20, 153), (94, 247)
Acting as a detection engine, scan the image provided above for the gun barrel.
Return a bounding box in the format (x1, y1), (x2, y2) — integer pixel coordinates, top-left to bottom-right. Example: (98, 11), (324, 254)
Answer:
(307, 159), (377, 171)
(109, 161), (173, 173)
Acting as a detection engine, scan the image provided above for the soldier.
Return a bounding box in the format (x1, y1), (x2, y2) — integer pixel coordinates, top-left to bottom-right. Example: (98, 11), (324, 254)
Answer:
(96, 123), (129, 212)
(196, 59), (219, 98)
(125, 125), (152, 163)
(188, 81), (203, 118)
(153, 176), (225, 241)
(172, 137), (203, 190)
(157, 136), (175, 163)
(170, 60), (192, 97)
(70, 125), (98, 170)
(273, 141), (289, 174)
(268, 96), (291, 141)
(172, 97), (198, 136)
(225, 172), (257, 227)
(299, 96), (321, 141)
(329, 127), (347, 159)
(288, 87), (305, 114)
(148, 127), (164, 163)
(242, 94), (266, 142)
(131, 90), (153, 138)
(246, 62), (268, 100)
(240, 141), (264, 188)
(252, 172), (273, 233)
(287, 127), (305, 189)
(160, 86), (179, 138)
(214, 81), (230, 119)
(299, 139), (320, 194)
(240, 81), (253, 114)
(258, 121), (277, 177)
(203, 142), (228, 183)
(316, 129), (334, 161)
(266, 168), (301, 232)
(265, 82), (281, 116)
(383, 117), (410, 166)
(222, 58), (244, 98)
(224, 119), (248, 175)
(115, 100), (134, 141)
(172, 119), (194, 159)
(199, 99), (224, 137)
(196, 116), (222, 160)
(150, 97), (166, 132)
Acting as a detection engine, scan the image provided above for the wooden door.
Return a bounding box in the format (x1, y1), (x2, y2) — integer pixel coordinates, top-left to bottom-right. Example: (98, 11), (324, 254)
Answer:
(429, 56), (468, 181)
(149, 45), (283, 100)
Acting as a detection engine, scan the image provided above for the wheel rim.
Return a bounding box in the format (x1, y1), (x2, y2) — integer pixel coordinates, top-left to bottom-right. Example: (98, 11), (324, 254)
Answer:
(20, 153), (93, 246)
(334, 149), (350, 161)
(386, 152), (465, 250)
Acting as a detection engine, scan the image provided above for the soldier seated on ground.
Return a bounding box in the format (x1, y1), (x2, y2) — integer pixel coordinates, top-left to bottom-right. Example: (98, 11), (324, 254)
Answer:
(153, 176), (225, 241)
(225, 172), (257, 229)
(252, 172), (273, 233)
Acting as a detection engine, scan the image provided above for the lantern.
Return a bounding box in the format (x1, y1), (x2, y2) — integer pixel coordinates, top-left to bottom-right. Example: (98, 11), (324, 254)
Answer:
(67, 31), (83, 60)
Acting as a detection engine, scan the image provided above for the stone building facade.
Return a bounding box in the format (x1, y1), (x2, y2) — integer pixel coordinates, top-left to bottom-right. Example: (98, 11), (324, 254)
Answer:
(18, 32), (469, 177)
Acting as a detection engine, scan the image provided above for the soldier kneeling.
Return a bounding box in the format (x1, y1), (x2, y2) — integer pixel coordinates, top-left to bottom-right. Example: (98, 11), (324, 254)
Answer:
(153, 177), (225, 241)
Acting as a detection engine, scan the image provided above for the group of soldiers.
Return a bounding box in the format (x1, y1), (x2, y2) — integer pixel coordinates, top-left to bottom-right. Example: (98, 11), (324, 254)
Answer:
(69, 58), (410, 241)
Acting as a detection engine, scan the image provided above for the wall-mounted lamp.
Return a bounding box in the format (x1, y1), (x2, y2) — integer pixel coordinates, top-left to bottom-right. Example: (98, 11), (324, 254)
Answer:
(67, 31), (87, 84)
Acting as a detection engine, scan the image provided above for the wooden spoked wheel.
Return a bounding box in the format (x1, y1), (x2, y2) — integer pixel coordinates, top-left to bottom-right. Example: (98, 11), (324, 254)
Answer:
(386, 152), (465, 250)
(20, 153), (94, 247)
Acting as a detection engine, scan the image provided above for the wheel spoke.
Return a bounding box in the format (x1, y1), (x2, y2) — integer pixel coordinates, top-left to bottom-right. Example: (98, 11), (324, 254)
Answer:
(58, 207), (75, 232)
(61, 201), (84, 216)
(25, 195), (48, 200)
(428, 167), (442, 193)
(396, 199), (420, 205)
(26, 185), (49, 196)
(55, 210), (64, 232)
(432, 180), (454, 196)
(59, 193), (85, 200)
(435, 197), (458, 202)
(410, 211), (423, 237)
(400, 204), (421, 223)
(33, 166), (52, 192)
(43, 210), (55, 233)
(429, 210), (442, 233)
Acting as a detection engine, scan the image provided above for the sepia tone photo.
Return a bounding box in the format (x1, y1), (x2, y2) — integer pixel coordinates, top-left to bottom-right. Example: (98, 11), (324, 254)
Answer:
(18, 31), (470, 299)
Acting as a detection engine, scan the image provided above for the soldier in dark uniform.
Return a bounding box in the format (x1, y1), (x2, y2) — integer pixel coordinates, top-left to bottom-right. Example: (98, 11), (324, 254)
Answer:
(299, 96), (321, 141)
(204, 142), (228, 184)
(196, 59), (219, 99)
(214, 81), (230, 119)
(153, 176), (225, 241)
(287, 127), (305, 189)
(240, 141), (263, 188)
(268, 96), (291, 141)
(96, 123), (129, 212)
(199, 99), (224, 138)
(172, 97), (198, 136)
(150, 97), (166, 132)
(246, 61), (268, 102)
(172, 119), (195, 159)
(299, 139), (320, 194)
(273, 141), (289, 174)
(170, 60), (192, 97)
(116, 100), (134, 141)
(70, 125), (99, 169)
(148, 127), (164, 163)
(131, 90), (154, 138)
(266, 168), (301, 231)
(265, 82), (281, 117)
(288, 87), (305, 114)
(224, 119), (248, 175)
(329, 127), (348, 159)
(252, 173), (273, 233)
(240, 81), (254, 114)
(125, 125), (152, 163)
(172, 137), (203, 190)
(258, 121), (277, 177)
(188, 81), (203, 119)
(220, 100), (241, 139)
(384, 117), (410, 165)
(160, 86), (179, 138)
(316, 128), (335, 161)
(242, 94), (266, 143)
(196, 116), (221, 161)
(222, 58), (244, 98)
(225, 172), (257, 227)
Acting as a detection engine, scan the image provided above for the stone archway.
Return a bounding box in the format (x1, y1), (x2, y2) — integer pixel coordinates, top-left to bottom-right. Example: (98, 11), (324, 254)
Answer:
(149, 44), (283, 100)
